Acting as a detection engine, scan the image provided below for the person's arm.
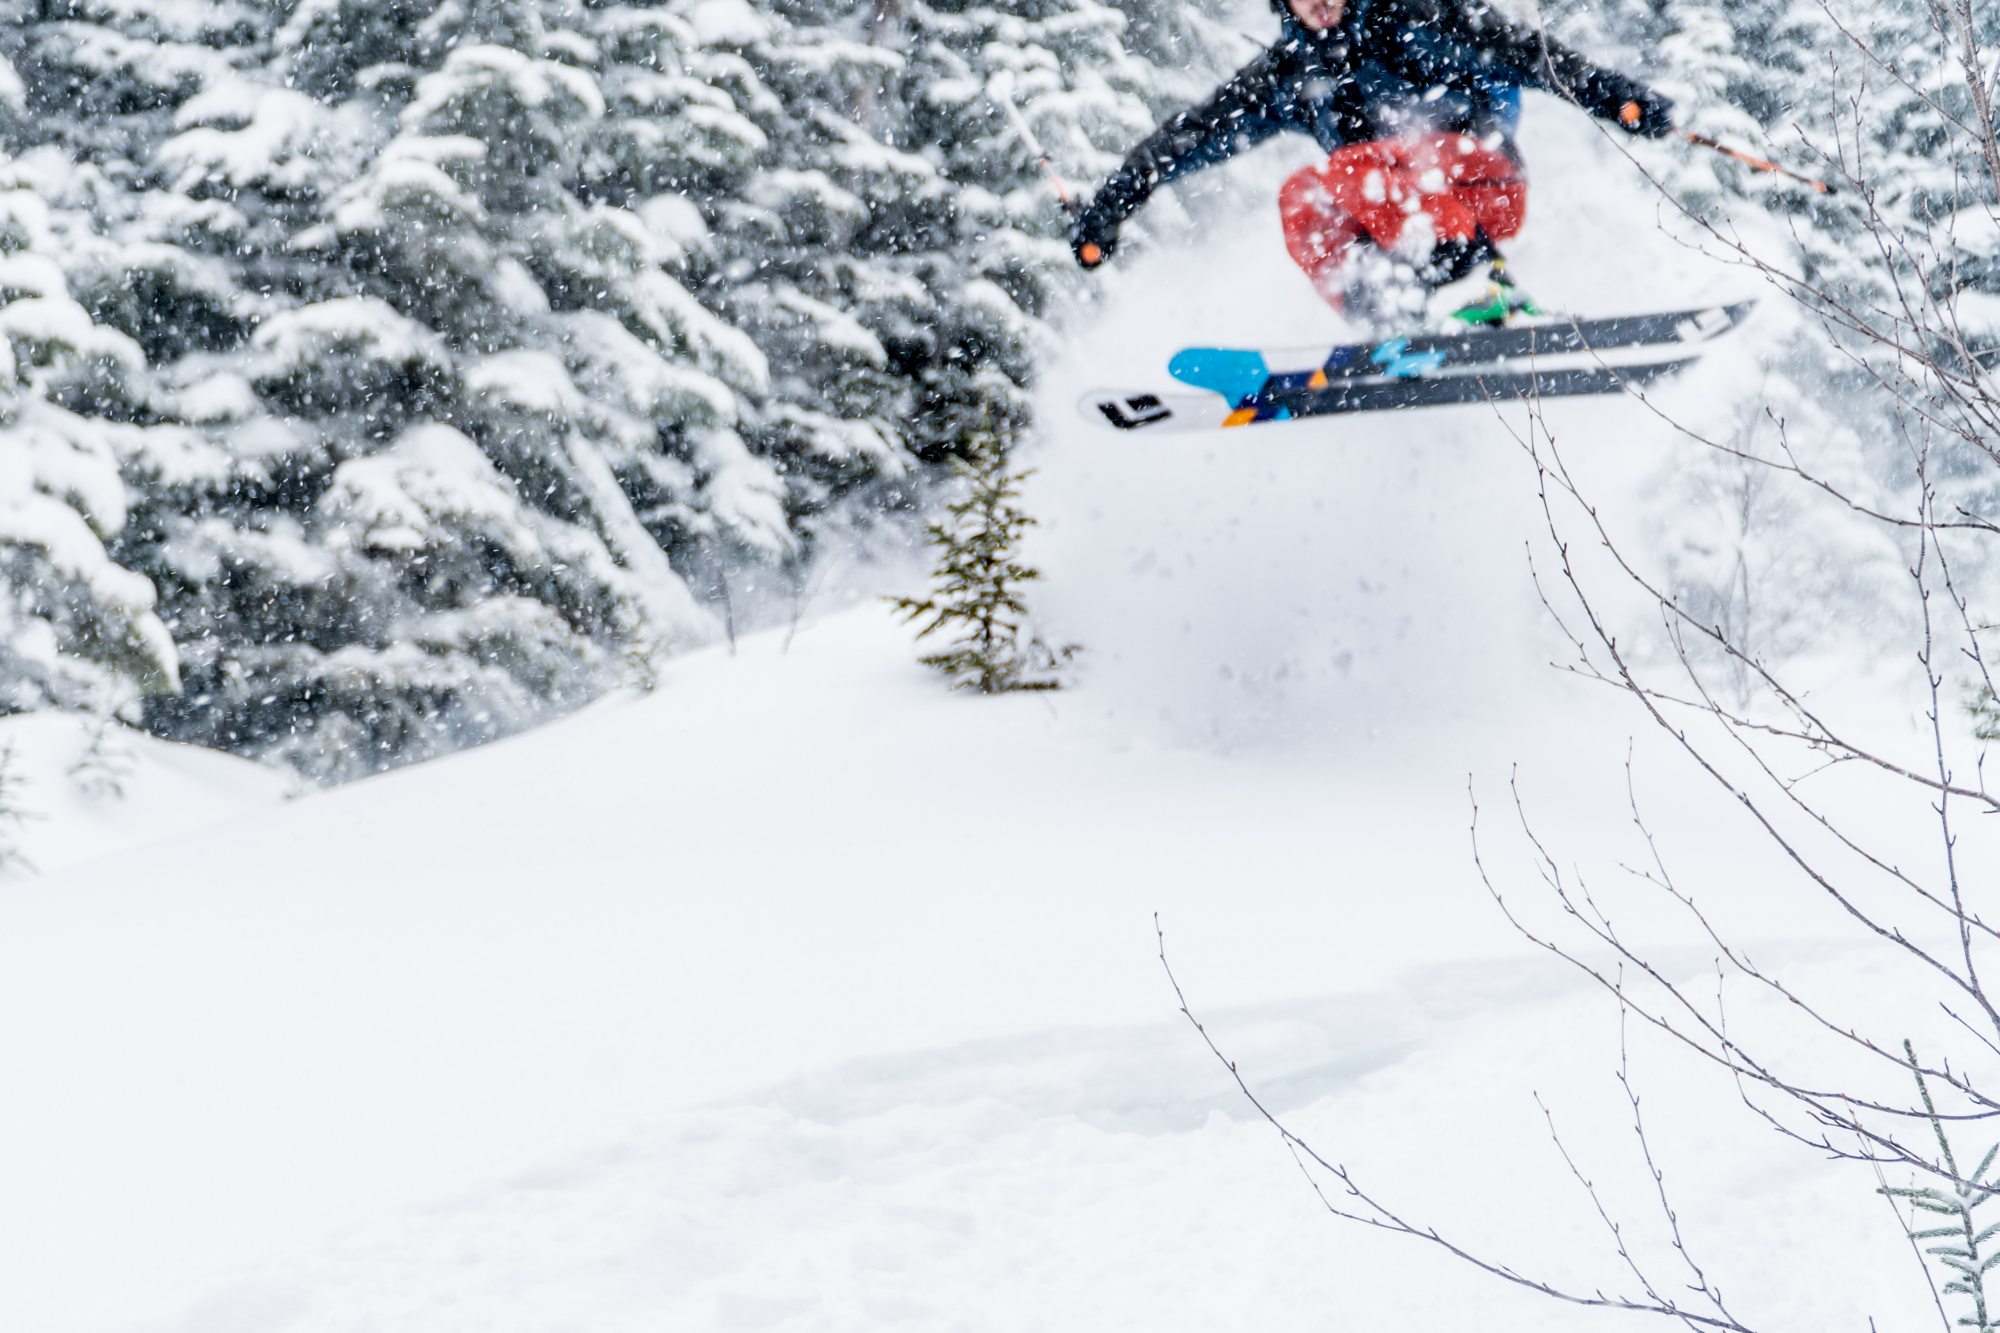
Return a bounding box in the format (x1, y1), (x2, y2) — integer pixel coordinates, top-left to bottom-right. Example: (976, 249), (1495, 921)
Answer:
(1400, 7), (1675, 136)
(1493, 23), (1674, 132)
(1071, 51), (1293, 268)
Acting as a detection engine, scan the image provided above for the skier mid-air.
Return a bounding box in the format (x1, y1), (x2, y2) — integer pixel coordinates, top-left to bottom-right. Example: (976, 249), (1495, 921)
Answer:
(1067, 0), (1676, 329)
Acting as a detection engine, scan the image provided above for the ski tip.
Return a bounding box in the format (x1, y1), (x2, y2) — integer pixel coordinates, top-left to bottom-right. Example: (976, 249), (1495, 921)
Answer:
(1690, 300), (1757, 338)
(1078, 388), (1233, 434)
(1087, 389), (1176, 430)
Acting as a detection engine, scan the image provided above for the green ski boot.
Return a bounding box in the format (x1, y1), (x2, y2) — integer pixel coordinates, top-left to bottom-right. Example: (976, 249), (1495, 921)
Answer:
(1448, 260), (1543, 327)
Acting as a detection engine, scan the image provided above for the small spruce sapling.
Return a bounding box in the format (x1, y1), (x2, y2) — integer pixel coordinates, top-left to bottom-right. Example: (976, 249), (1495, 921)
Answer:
(891, 414), (1073, 693)
(68, 719), (134, 801)
(1972, 686), (1999, 742)
(1882, 1041), (2000, 1333)
(621, 630), (682, 694)
(0, 744), (36, 873)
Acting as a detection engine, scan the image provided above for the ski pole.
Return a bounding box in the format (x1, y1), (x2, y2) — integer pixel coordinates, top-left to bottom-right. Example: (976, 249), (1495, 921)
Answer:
(1683, 131), (1836, 194)
(1619, 102), (1836, 194)
(988, 74), (1082, 220)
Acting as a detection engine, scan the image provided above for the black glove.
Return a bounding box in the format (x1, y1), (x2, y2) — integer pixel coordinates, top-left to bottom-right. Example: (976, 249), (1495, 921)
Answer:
(1615, 88), (1676, 138)
(1070, 198), (1122, 270)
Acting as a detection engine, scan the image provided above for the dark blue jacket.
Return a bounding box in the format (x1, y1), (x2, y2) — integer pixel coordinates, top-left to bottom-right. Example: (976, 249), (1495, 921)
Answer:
(1087, 0), (1663, 225)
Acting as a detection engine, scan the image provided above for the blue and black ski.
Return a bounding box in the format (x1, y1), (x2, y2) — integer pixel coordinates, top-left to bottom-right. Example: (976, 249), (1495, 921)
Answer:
(1083, 302), (1753, 433)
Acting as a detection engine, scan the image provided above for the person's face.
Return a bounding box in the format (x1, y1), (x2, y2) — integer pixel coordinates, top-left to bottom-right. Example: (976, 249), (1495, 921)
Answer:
(1286, 0), (1345, 30)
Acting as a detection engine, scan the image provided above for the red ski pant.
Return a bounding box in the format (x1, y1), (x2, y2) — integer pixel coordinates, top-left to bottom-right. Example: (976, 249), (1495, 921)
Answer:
(1279, 133), (1527, 306)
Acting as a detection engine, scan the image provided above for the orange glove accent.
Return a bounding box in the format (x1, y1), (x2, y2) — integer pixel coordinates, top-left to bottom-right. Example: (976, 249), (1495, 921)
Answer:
(1620, 101), (1641, 126)
(1078, 242), (1103, 267)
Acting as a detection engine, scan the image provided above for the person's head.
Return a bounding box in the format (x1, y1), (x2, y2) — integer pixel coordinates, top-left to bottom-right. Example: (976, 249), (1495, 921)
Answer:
(1283, 0), (1345, 31)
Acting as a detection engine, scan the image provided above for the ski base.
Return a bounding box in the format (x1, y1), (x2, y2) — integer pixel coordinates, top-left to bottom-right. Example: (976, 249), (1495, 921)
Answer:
(1082, 301), (1750, 435)
(1088, 359), (1697, 435)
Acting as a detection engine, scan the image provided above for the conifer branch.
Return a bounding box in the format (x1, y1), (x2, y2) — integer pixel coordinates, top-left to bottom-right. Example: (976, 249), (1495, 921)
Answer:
(890, 409), (1073, 694)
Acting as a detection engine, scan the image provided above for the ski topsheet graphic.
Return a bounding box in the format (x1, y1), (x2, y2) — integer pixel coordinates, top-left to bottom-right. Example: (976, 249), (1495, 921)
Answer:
(1083, 302), (1753, 434)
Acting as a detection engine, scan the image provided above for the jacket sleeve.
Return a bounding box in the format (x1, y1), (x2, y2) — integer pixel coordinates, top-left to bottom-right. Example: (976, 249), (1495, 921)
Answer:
(1386, 0), (1658, 127)
(1084, 51), (1293, 226)
(1488, 25), (1657, 121)
(1464, 15), (1648, 122)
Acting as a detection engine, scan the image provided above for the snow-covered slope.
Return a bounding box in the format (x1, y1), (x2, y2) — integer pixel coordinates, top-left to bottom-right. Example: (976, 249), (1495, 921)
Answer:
(0, 99), (1942, 1333)
(100, 943), (1936, 1333)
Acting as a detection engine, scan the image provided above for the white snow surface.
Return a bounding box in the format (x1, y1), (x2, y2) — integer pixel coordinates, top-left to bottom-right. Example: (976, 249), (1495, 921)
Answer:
(0, 101), (1957, 1332)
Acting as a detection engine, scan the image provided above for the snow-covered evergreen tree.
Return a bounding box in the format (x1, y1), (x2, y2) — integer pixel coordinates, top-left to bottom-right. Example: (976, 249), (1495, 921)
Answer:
(1537, 0), (1995, 670)
(0, 0), (1235, 778)
(0, 183), (179, 718)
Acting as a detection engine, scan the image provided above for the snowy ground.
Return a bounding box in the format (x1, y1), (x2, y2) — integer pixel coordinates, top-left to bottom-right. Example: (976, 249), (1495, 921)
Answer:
(0, 100), (1962, 1332)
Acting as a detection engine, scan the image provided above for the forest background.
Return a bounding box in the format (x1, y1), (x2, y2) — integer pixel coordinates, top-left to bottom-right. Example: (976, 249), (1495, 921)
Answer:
(0, 0), (1984, 778)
